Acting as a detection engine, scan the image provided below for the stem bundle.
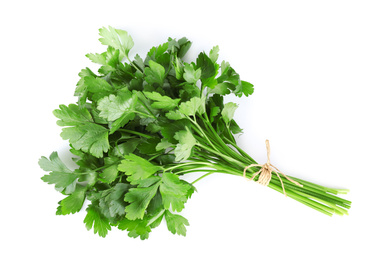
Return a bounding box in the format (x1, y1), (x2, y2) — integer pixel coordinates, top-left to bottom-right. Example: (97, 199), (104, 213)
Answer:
(166, 114), (351, 216)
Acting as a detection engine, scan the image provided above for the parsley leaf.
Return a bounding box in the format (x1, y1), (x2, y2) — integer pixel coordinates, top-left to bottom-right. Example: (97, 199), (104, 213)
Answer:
(53, 104), (93, 126)
(39, 152), (79, 191)
(59, 185), (87, 215)
(221, 102), (239, 124)
(160, 172), (191, 212)
(235, 80), (254, 97)
(53, 103), (109, 158)
(84, 204), (112, 238)
(164, 210), (189, 236)
(209, 45), (220, 63)
(84, 76), (115, 101)
(124, 180), (161, 220)
(99, 156), (120, 183)
(143, 91), (180, 110)
(177, 37), (192, 58)
(174, 128), (196, 162)
(98, 183), (130, 219)
(99, 26), (134, 58)
(196, 52), (216, 79)
(117, 218), (151, 240)
(118, 154), (162, 181)
(61, 122), (109, 158)
(178, 96), (206, 116)
(183, 63), (201, 84)
(165, 110), (186, 120)
(97, 90), (138, 134)
(144, 60), (166, 87)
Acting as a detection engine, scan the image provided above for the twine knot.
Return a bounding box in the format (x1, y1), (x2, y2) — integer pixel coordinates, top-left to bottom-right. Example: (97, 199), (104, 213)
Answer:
(243, 140), (303, 196)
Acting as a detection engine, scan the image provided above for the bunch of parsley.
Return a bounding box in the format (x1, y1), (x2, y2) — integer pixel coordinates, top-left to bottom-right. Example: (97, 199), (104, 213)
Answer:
(39, 26), (351, 239)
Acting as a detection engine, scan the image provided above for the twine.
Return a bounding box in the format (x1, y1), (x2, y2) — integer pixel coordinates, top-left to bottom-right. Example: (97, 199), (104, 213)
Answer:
(243, 140), (303, 196)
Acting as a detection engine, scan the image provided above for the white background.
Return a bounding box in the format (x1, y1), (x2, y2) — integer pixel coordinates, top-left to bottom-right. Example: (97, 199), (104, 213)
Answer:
(1, 0), (382, 259)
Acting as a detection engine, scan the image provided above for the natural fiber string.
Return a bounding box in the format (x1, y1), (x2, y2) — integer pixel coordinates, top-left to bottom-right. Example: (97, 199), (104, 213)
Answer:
(243, 140), (303, 196)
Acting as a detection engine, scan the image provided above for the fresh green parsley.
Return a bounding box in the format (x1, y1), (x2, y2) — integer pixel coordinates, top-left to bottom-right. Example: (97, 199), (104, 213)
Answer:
(40, 26), (351, 239)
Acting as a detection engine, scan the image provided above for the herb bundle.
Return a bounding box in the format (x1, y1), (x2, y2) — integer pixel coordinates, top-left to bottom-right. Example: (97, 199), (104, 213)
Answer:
(39, 26), (351, 239)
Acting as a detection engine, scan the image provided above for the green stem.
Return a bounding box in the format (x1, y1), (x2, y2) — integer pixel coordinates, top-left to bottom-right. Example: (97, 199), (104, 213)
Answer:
(199, 114), (253, 165)
(223, 136), (256, 164)
(134, 110), (156, 119)
(148, 153), (163, 162)
(163, 110), (351, 216)
(165, 162), (214, 172)
(189, 116), (221, 153)
(191, 172), (215, 184)
(293, 190), (348, 215)
(279, 180), (351, 208)
(118, 129), (153, 139)
(267, 182), (336, 216)
(288, 176), (349, 195)
(136, 99), (157, 118)
(127, 56), (143, 73)
(146, 209), (165, 226)
(195, 142), (248, 169)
